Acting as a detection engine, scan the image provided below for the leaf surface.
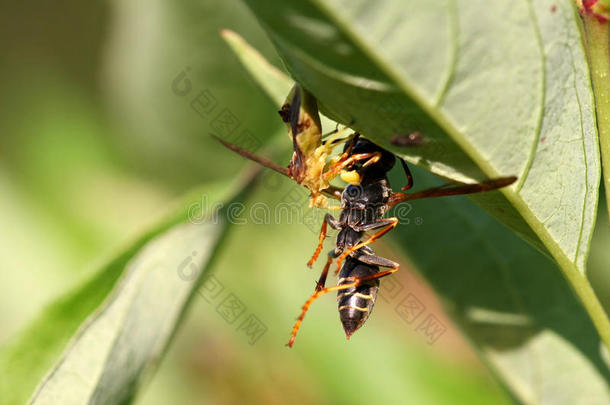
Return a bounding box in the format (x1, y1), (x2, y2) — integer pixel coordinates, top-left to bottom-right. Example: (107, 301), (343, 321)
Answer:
(222, 22), (610, 403)
(0, 184), (239, 405)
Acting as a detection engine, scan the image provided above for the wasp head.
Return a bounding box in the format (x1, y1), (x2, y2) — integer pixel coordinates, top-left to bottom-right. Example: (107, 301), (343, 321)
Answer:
(340, 138), (395, 185)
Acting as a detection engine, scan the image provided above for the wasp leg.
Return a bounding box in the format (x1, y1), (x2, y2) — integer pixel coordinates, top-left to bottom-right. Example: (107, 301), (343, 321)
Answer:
(307, 214), (341, 268)
(315, 249), (340, 291)
(319, 133), (360, 180)
(388, 176), (517, 208)
(335, 217), (399, 274)
(356, 253), (400, 269)
(322, 123), (341, 138)
(323, 152), (382, 181)
(287, 268), (397, 347)
(399, 159), (413, 191)
(321, 125), (353, 144)
(321, 120), (355, 141)
(352, 217), (398, 233)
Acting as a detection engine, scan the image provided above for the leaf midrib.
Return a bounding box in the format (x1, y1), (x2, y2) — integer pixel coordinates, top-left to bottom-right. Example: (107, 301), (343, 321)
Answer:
(516, 0), (546, 194)
(433, 0), (458, 107)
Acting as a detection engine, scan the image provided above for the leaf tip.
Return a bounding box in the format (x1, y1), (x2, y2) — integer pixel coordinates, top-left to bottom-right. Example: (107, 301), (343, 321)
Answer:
(220, 28), (238, 42)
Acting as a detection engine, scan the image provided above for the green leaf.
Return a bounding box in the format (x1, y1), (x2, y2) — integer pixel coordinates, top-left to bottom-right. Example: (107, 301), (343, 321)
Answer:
(240, 0), (601, 268)
(388, 167), (610, 404)
(221, 18), (610, 404)
(220, 29), (340, 131)
(221, 29), (293, 105)
(580, 9), (610, 223)
(0, 183), (241, 405)
(238, 0), (610, 362)
(30, 222), (222, 405)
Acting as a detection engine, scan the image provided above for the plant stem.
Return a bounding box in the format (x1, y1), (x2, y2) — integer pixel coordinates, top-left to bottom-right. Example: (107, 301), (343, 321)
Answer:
(583, 13), (610, 220)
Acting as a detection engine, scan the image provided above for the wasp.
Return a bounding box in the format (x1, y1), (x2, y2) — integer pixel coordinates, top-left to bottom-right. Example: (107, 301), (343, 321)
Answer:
(286, 137), (516, 346)
(214, 88), (517, 347)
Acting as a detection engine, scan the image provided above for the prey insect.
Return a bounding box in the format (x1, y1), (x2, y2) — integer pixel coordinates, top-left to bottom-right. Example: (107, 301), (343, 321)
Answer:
(214, 88), (516, 347)
(213, 84), (374, 208)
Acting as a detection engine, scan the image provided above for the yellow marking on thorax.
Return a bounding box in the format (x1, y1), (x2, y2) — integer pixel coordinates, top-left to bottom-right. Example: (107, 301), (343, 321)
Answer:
(340, 170), (361, 185)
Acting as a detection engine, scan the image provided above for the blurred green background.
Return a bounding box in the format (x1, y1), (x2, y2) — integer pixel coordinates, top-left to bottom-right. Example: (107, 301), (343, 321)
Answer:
(2, 0), (610, 404)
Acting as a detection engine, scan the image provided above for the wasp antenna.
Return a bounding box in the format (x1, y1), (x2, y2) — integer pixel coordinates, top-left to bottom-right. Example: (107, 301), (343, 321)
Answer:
(388, 175), (517, 207)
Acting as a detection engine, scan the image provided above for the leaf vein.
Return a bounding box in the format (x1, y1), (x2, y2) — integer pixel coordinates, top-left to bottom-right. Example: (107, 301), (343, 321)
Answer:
(516, 0), (546, 193)
(434, 0), (458, 107)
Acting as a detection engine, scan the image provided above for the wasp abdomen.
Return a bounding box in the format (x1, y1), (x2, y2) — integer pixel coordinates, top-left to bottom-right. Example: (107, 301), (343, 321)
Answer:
(337, 256), (380, 339)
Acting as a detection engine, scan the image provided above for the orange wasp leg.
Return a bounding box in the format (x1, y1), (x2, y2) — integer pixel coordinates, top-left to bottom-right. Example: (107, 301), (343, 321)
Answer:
(307, 221), (328, 268)
(323, 152), (383, 181)
(287, 269), (397, 347)
(314, 255), (334, 292)
(307, 214), (342, 268)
